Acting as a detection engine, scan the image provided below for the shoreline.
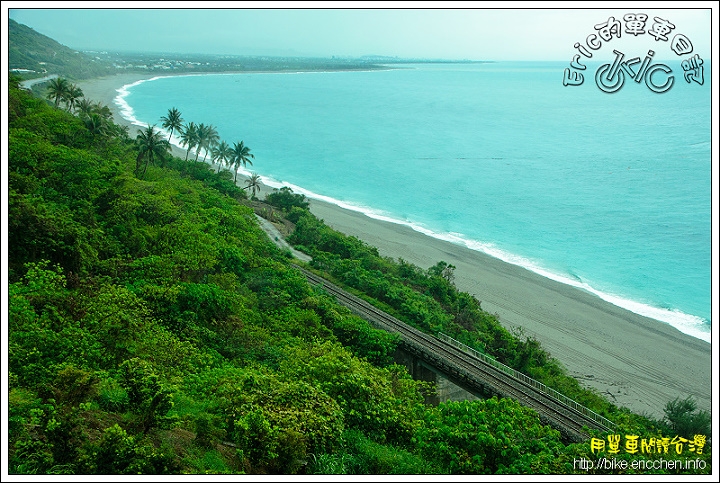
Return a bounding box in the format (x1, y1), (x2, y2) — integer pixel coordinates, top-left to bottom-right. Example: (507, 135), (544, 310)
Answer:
(75, 72), (713, 418)
(266, 184), (711, 343)
(309, 199), (712, 416)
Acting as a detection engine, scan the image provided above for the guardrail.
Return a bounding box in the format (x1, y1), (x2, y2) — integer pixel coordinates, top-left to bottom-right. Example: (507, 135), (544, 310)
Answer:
(437, 332), (616, 430)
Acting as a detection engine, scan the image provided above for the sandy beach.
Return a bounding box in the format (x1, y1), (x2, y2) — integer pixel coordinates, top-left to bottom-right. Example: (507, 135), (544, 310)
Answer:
(75, 73), (713, 419)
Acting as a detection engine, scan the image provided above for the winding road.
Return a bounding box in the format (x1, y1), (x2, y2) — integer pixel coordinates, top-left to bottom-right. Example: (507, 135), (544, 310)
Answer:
(19, 74), (58, 90)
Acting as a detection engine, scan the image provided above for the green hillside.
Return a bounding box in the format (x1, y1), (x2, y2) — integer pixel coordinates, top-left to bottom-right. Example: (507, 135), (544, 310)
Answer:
(9, 18), (113, 80)
(7, 74), (711, 475)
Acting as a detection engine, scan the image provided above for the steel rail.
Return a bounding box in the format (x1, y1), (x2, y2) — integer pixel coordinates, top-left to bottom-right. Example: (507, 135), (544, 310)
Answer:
(295, 265), (614, 442)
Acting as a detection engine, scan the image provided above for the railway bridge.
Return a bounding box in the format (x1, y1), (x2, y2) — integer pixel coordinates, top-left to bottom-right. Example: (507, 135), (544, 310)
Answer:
(294, 264), (615, 443)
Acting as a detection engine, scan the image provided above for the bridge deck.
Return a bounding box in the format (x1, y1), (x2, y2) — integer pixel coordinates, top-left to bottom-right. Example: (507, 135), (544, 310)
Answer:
(295, 264), (614, 442)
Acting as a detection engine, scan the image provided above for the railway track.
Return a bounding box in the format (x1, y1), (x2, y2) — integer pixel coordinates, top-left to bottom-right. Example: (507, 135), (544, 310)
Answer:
(295, 265), (614, 442)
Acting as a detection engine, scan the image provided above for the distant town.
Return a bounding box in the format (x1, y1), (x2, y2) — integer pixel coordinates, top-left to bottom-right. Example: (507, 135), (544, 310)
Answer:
(12, 49), (482, 80)
(84, 50), (405, 73)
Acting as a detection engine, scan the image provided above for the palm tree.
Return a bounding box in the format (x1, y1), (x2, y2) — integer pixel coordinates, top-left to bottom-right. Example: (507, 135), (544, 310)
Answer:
(84, 113), (109, 138)
(230, 141), (254, 183)
(46, 77), (70, 108)
(243, 173), (263, 199)
(76, 98), (95, 118)
(135, 125), (171, 178)
(210, 140), (232, 172)
(194, 123), (209, 162)
(64, 84), (84, 113)
(93, 102), (113, 120)
(112, 123), (130, 139)
(179, 122), (199, 162)
(160, 107), (184, 144)
(76, 99), (113, 131)
(195, 123), (220, 163)
(203, 125), (220, 162)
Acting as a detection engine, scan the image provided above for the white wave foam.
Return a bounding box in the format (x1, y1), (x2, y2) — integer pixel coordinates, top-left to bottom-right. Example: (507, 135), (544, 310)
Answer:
(263, 182), (712, 344)
(452, 235), (709, 343)
(115, 75), (210, 128)
(114, 78), (160, 131)
(115, 76), (207, 158)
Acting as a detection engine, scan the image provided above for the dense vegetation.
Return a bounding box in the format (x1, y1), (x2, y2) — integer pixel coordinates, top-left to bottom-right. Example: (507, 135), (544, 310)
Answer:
(6, 75), (710, 475)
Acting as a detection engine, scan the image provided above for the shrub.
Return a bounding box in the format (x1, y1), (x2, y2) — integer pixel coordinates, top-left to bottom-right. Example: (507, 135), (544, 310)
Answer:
(663, 396), (711, 438)
(264, 186), (309, 212)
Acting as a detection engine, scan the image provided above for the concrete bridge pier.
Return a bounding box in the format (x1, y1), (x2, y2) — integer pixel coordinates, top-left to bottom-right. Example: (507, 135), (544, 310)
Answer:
(394, 347), (482, 405)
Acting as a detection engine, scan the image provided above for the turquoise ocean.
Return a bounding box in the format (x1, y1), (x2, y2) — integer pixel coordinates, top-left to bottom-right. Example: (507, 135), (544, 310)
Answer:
(115, 61), (712, 343)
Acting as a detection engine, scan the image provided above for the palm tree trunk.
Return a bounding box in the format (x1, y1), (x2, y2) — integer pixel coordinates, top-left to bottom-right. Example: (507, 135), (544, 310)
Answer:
(140, 154), (151, 179)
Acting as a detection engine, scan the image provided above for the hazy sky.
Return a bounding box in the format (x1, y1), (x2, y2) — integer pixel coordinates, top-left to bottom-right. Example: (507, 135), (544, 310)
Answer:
(5, 3), (716, 61)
